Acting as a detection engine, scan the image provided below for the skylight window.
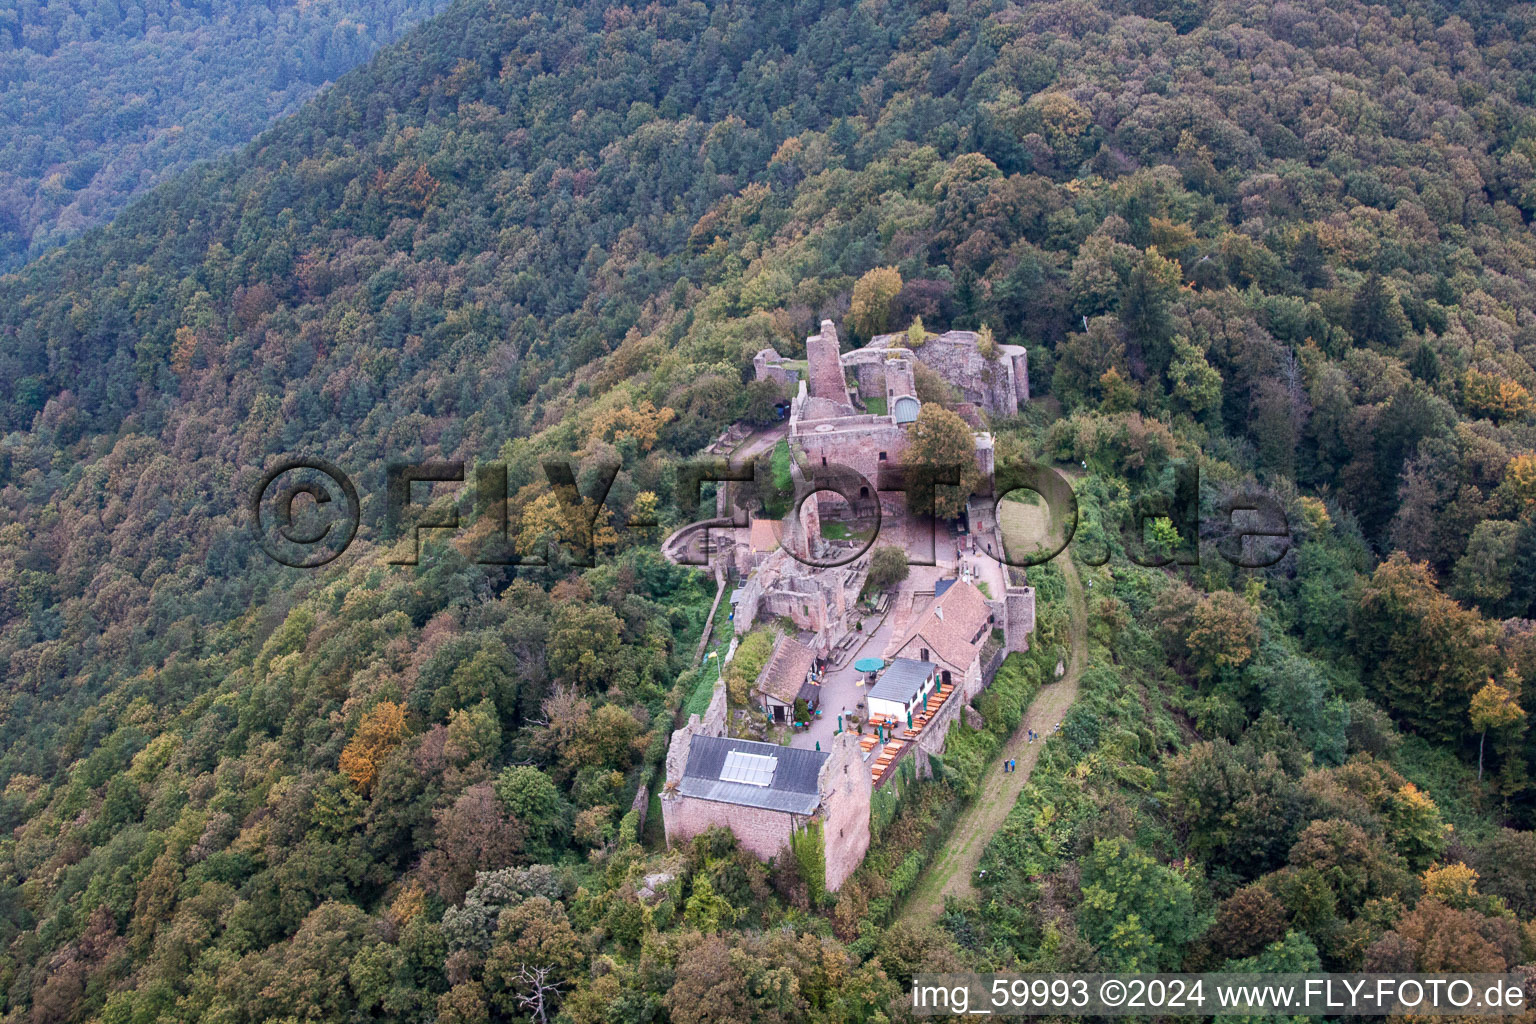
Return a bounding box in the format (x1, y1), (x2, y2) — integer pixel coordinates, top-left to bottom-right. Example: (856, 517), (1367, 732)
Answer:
(720, 750), (778, 787)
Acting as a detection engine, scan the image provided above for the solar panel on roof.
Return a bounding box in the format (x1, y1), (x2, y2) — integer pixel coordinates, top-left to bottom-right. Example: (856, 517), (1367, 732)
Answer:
(719, 750), (778, 787)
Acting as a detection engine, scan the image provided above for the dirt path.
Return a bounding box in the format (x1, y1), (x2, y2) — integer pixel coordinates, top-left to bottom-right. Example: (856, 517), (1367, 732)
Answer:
(899, 551), (1088, 923)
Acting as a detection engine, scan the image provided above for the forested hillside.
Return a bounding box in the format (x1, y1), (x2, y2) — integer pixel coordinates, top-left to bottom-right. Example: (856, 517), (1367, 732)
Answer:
(0, 0), (454, 270)
(2, 0), (1536, 1020)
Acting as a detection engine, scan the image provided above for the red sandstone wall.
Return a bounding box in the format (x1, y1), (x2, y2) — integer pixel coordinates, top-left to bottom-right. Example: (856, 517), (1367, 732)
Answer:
(818, 741), (872, 891)
(798, 423), (908, 495)
(806, 323), (848, 404)
(662, 795), (798, 863)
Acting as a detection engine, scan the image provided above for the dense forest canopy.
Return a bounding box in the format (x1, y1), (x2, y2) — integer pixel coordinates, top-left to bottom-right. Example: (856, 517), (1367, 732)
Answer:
(0, 0), (455, 270)
(2, 0), (1536, 1020)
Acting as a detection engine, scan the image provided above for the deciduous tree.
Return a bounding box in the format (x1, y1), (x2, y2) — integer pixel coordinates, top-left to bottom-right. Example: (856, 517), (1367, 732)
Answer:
(1351, 553), (1499, 742)
(862, 545), (909, 595)
(849, 266), (902, 338)
(904, 404), (982, 520)
(339, 702), (409, 794)
(1186, 591), (1259, 680)
(1469, 679), (1525, 781)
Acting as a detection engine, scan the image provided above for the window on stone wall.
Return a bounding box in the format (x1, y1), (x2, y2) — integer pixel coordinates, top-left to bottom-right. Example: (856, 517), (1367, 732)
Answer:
(878, 451), (887, 461)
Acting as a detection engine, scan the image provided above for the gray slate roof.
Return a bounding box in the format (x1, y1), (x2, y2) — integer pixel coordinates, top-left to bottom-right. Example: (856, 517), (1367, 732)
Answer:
(867, 657), (937, 705)
(677, 736), (828, 814)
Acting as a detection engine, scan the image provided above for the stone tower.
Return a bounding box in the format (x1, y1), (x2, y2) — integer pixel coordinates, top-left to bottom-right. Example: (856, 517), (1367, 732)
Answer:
(805, 319), (849, 407)
(974, 432), (995, 485)
(884, 354), (920, 424)
(1003, 584), (1036, 654)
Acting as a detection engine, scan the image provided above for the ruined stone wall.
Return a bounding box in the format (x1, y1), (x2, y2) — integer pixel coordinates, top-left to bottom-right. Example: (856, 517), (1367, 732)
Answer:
(759, 579), (831, 638)
(732, 574), (765, 635)
(1004, 585), (1035, 654)
(805, 320), (849, 406)
(817, 733), (872, 891)
(701, 676), (728, 735)
(735, 547), (861, 647)
(912, 333), (1023, 417)
(664, 679), (728, 784)
(987, 361), (1022, 417)
(858, 329), (1029, 417)
(664, 724), (696, 787)
(795, 420), (908, 497)
(662, 796), (800, 864)
(855, 361), (884, 400)
(631, 784), (649, 833)
(788, 379), (808, 426)
(974, 433), (995, 484)
(959, 655), (983, 702)
(1008, 349), (1030, 404)
(793, 491), (821, 562)
(885, 356), (916, 402)
(753, 348), (797, 388)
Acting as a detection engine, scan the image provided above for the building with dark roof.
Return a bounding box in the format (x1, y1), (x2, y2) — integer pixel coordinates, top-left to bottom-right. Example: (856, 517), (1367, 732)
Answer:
(676, 736), (827, 814)
(661, 681), (870, 892)
(752, 634), (818, 722)
(866, 658), (938, 722)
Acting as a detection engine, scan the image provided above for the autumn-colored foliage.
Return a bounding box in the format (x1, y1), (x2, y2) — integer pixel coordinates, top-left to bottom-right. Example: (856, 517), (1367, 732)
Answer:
(1352, 554), (1501, 742)
(1464, 368), (1536, 422)
(587, 400), (675, 452)
(339, 702), (410, 794)
(848, 266), (902, 338)
(1185, 591), (1259, 679)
